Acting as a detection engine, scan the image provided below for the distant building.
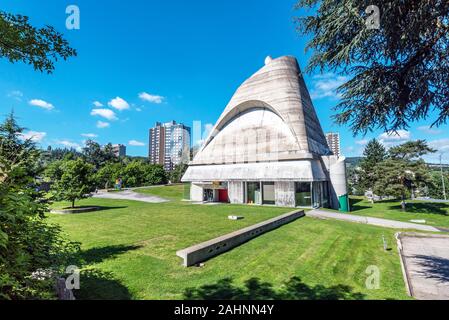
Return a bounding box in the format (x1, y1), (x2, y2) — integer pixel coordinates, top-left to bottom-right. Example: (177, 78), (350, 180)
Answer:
(112, 144), (126, 157)
(326, 132), (341, 157)
(149, 121), (191, 171)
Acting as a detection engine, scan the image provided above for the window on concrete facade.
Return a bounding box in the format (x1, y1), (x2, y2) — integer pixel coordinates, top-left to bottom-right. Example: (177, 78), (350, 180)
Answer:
(312, 181), (330, 209)
(262, 182), (275, 205)
(295, 182), (312, 207)
(246, 182), (261, 205)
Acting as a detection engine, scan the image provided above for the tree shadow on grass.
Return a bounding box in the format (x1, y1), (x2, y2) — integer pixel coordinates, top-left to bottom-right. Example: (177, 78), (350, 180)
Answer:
(80, 244), (142, 264)
(348, 198), (372, 212)
(389, 203), (449, 215)
(75, 268), (132, 300)
(414, 255), (449, 283)
(72, 245), (142, 299)
(184, 277), (365, 300)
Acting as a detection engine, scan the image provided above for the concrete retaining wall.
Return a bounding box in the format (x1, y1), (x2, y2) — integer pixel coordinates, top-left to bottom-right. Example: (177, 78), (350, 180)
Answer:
(176, 210), (305, 267)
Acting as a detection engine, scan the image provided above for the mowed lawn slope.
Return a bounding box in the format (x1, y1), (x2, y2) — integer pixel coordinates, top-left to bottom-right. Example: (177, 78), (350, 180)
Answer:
(345, 197), (449, 229)
(48, 185), (409, 300)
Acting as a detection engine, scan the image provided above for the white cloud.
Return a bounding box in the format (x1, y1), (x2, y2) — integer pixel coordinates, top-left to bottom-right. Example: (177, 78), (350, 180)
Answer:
(19, 131), (46, 142)
(136, 107), (142, 112)
(378, 130), (411, 148)
(108, 97), (130, 110)
(81, 133), (98, 138)
(55, 140), (82, 151)
(379, 130), (411, 141)
(139, 92), (165, 104)
(29, 99), (54, 110)
(309, 73), (349, 100)
(128, 140), (145, 147)
(422, 139), (449, 163)
(8, 90), (23, 101)
(355, 139), (369, 146)
(90, 108), (118, 121)
(417, 125), (443, 135)
(93, 101), (104, 107)
(96, 121), (110, 129)
(429, 139), (449, 153)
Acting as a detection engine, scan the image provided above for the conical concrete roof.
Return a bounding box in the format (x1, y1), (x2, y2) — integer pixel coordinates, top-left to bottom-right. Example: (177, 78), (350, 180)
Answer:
(190, 56), (331, 166)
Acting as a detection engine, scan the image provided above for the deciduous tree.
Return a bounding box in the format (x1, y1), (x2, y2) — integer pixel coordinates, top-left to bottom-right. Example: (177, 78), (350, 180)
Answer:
(51, 158), (95, 208)
(0, 11), (76, 73)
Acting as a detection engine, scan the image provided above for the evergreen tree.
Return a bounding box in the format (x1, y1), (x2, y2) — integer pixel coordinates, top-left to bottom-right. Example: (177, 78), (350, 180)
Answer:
(358, 139), (387, 199)
(373, 140), (435, 210)
(295, 0), (449, 134)
(0, 114), (79, 299)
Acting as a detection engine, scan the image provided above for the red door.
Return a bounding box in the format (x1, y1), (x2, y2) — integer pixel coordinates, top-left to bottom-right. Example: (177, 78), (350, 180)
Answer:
(218, 189), (229, 203)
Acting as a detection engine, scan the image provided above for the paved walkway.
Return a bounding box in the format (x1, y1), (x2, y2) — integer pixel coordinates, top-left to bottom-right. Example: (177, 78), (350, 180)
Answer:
(92, 190), (169, 203)
(399, 234), (449, 300)
(307, 209), (441, 232)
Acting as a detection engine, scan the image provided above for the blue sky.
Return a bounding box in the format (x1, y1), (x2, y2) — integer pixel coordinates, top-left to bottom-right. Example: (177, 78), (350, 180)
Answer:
(1, 0), (448, 163)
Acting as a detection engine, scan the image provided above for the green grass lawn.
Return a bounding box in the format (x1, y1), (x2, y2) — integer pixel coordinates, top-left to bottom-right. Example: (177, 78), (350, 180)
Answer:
(135, 183), (190, 200)
(47, 185), (409, 300)
(346, 196), (449, 229)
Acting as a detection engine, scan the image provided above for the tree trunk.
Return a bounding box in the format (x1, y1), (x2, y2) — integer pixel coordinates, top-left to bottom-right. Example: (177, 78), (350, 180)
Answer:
(401, 194), (406, 211)
(72, 199), (75, 209)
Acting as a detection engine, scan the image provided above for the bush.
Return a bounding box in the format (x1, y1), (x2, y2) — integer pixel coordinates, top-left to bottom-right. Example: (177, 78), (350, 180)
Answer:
(0, 113), (79, 299)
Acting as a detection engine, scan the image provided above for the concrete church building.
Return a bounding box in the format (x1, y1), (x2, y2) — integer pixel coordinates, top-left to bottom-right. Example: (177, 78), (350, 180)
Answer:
(182, 56), (347, 210)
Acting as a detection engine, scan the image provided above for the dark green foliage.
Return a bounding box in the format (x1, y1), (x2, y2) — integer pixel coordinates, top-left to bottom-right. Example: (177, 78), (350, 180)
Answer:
(0, 114), (79, 299)
(0, 11), (76, 73)
(82, 140), (116, 170)
(372, 140), (435, 209)
(94, 162), (123, 189)
(120, 160), (167, 188)
(295, 0), (449, 134)
(0, 112), (41, 186)
(426, 170), (449, 199)
(389, 140), (436, 160)
(50, 158), (96, 208)
(91, 160), (167, 189)
(357, 139), (387, 194)
(170, 163), (188, 184)
(41, 147), (81, 165)
(144, 164), (167, 186)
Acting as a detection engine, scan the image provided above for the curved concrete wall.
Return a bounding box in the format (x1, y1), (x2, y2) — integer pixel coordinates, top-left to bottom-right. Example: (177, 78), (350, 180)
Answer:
(190, 56), (331, 166)
(322, 155), (348, 209)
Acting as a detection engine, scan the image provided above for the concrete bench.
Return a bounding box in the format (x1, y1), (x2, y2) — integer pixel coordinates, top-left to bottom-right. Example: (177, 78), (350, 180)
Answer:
(176, 210), (305, 267)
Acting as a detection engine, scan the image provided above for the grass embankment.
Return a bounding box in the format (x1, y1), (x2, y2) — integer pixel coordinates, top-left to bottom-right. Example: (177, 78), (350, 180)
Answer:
(345, 197), (449, 229)
(48, 185), (409, 300)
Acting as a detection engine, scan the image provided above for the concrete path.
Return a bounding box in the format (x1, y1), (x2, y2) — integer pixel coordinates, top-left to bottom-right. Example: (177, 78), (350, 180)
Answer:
(307, 209), (441, 232)
(92, 190), (169, 203)
(399, 234), (449, 300)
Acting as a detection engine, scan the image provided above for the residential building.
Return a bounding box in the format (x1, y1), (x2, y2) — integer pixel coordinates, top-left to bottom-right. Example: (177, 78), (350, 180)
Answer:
(325, 132), (341, 157)
(112, 144), (126, 157)
(149, 121), (191, 171)
(182, 56), (347, 210)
